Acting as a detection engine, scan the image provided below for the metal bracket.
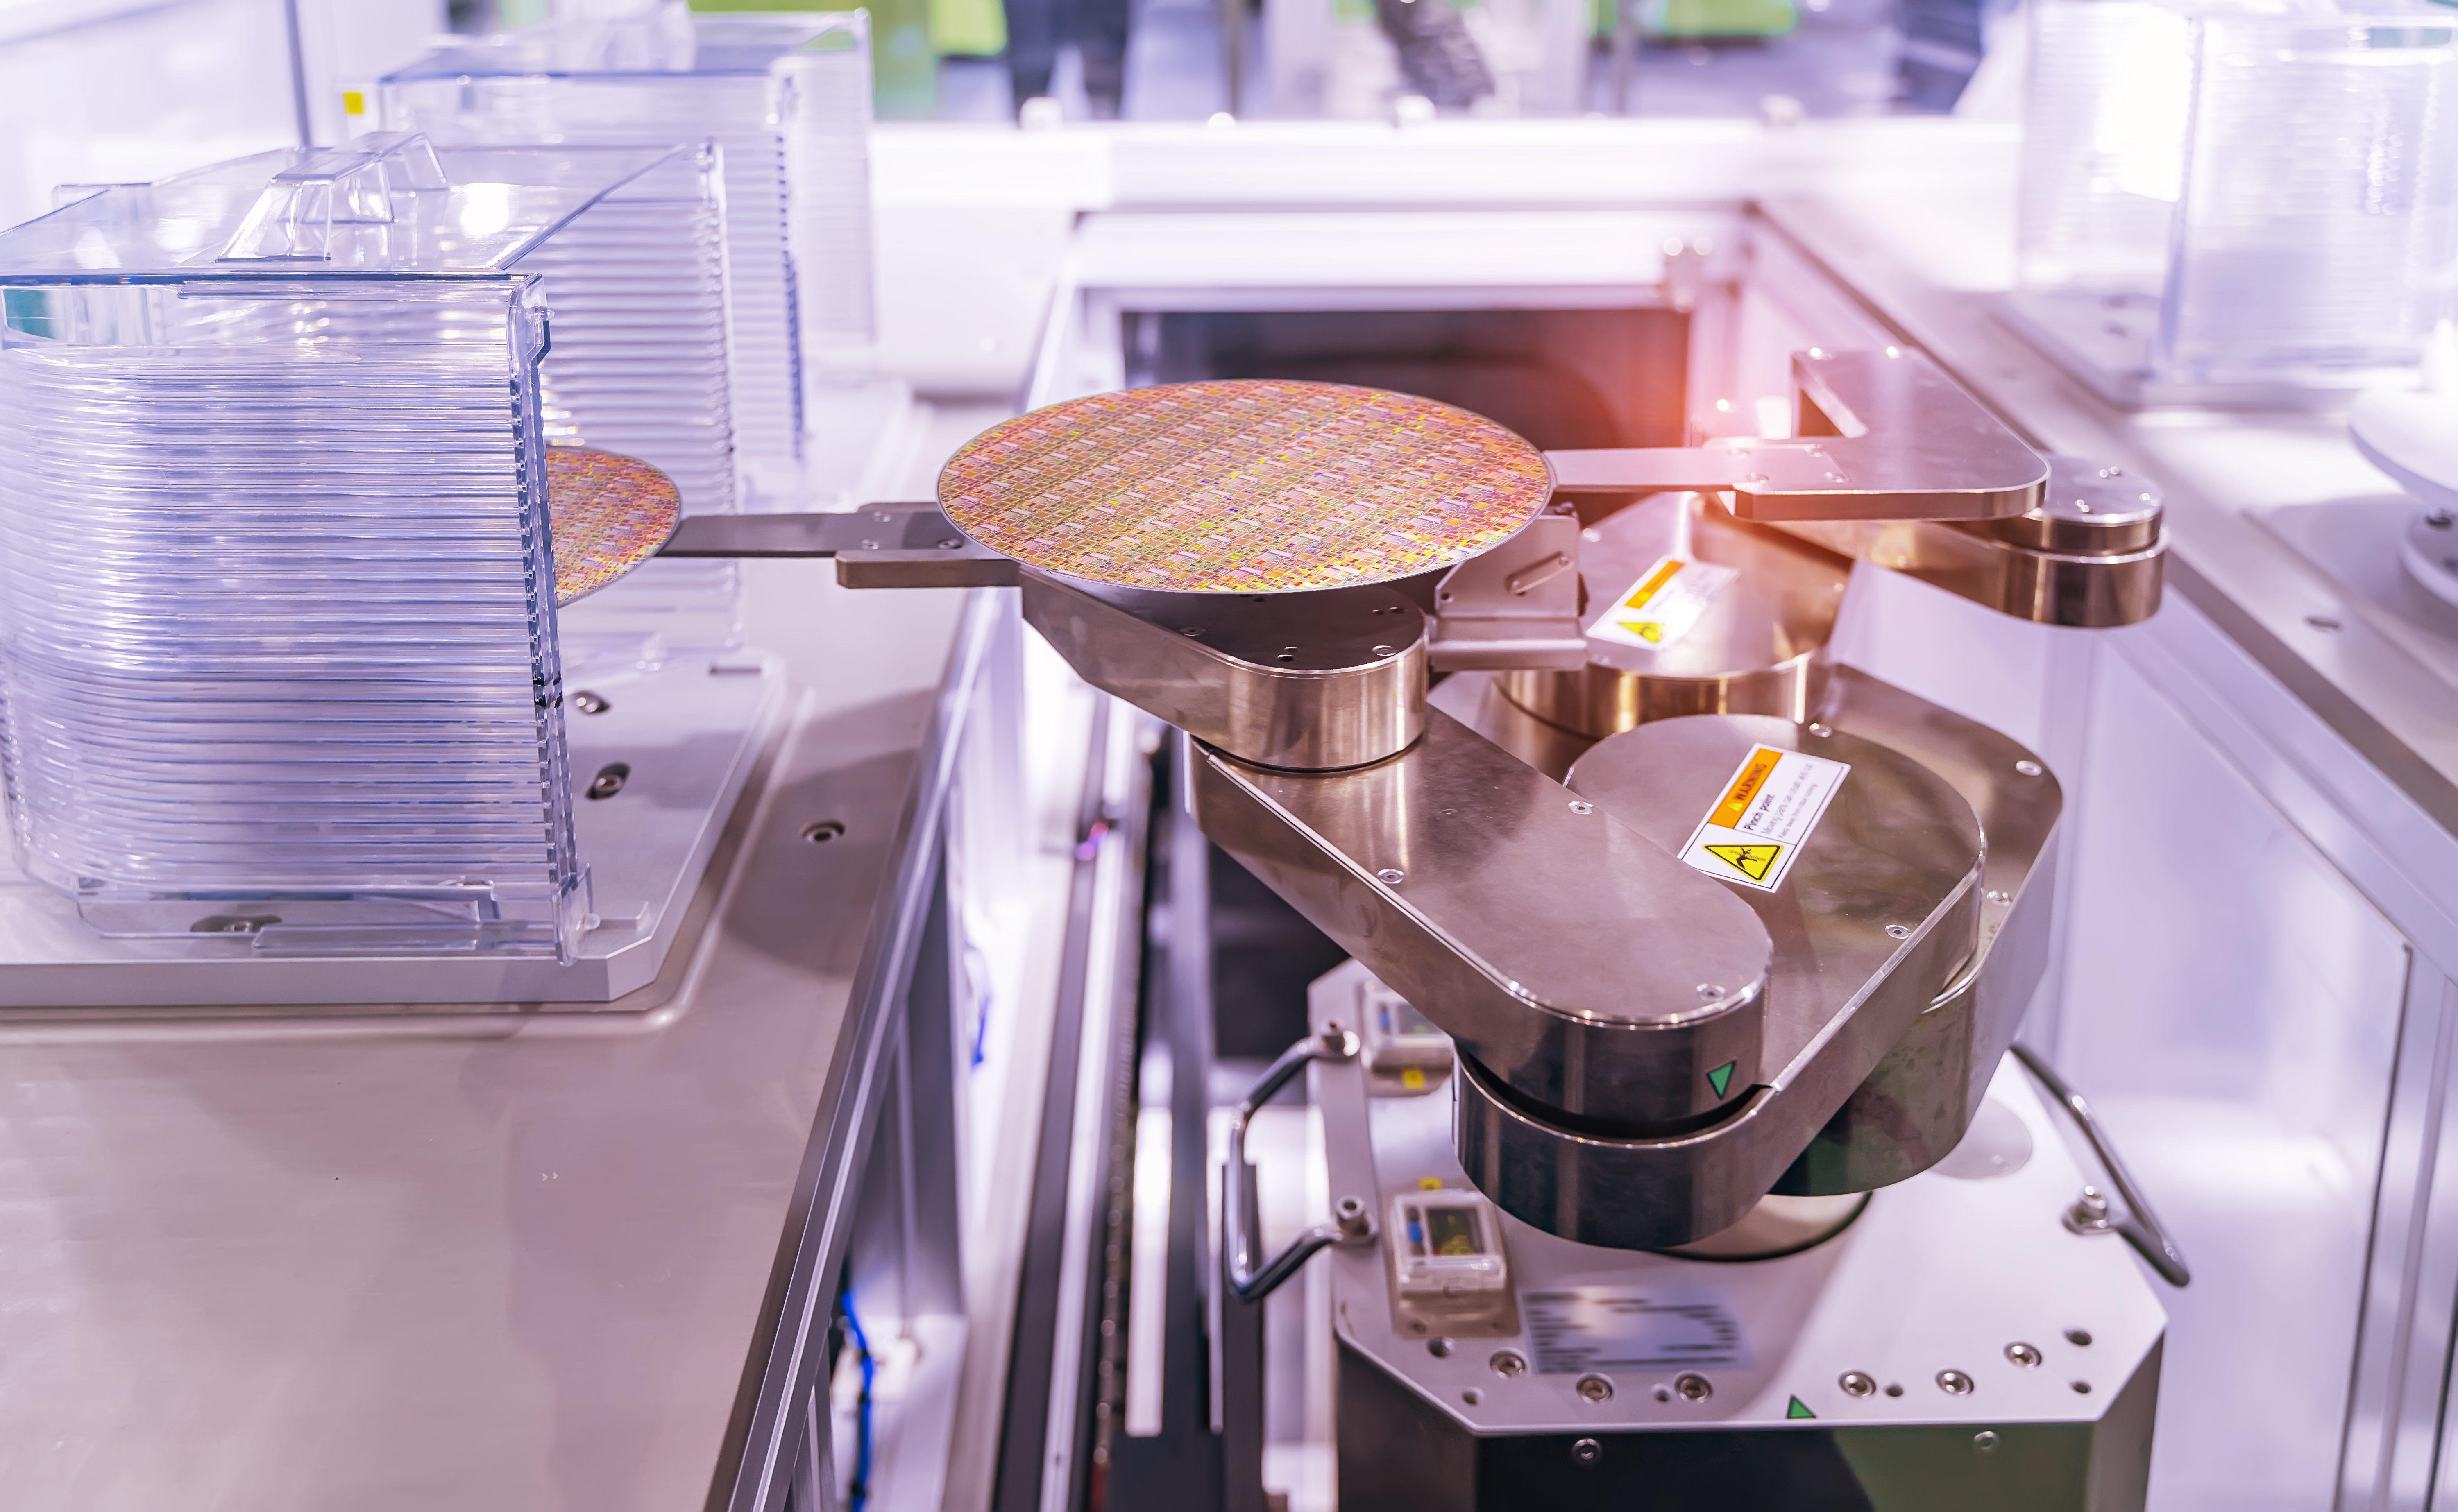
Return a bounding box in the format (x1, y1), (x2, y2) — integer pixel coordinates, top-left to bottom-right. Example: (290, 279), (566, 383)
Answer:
(1427, 511), (1588, 672)
(1224, 1028), (1373, 1304)
(1546, 348), (2047, 523)
(659, 502), (1018, 588)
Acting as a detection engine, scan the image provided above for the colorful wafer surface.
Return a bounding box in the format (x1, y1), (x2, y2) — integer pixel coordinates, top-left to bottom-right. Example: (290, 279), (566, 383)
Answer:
(545, 446), (682, 607)
(938, 380), (1552, 593)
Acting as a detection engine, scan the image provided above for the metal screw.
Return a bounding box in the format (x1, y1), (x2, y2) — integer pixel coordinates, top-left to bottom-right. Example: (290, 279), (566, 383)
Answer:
(859, 539), (880, 551)
(1491, 1351), (1528, 1378)
(1428, 1338), (1453, 1358)
(1276, 648), (1298, 663)
(2014, 759), (2043, 777)
(1571, 1438), (1602, 1465)
(1937, 1370), (1975, 1396)
(1576, 1374), (1614, 1403)
(1807, 722), (1832, 738)
(1885, 923), (1912, 939)
(1675, 1373), (1713, 1402)
(1376, 868), (1406, 886)
(1180, 626), (1203, 637)
(1696, 983), (1723, 1001)
(802, 820), (845, 844)
(2065, 1186), (2114, 1235)
(1985, 889), (2011, 905)
(1569, 800), (1594, 815)
(571, 690), (611, 715)
(2065, 1328), (2093, 1347)
(1372, 644), (1396, 656)
(1839, 1371), (1876, 1397)
(1975, 1431), (2001, 1453)
(2006, 1342), (2043, 1367)
(585, 762), (630, 800)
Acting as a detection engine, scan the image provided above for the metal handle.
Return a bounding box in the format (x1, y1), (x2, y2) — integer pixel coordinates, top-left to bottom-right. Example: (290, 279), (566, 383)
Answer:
(1222, 1028), (1371, 1303)
(2011, 1043), (2191, 1287)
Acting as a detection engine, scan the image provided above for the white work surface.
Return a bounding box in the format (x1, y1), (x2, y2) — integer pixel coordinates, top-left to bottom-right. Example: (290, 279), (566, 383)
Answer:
(0, 375), (1017, 1512)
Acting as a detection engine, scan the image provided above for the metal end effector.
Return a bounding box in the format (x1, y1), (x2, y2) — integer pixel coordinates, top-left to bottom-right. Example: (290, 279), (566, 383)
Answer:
(673, 354), (2168, 1254)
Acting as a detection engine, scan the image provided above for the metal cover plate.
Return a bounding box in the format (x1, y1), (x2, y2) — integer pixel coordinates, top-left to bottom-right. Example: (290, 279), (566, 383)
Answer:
(548, 446), (682, 607)
(937, 380), (1552, 593)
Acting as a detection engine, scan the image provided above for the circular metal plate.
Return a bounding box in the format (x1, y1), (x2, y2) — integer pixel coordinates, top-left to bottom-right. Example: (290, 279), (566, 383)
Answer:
(546, 446), (681, 607)
(938, 380), (1552, 594)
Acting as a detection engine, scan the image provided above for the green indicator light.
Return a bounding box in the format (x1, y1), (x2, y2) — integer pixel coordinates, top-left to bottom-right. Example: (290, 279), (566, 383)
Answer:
(1707, 1061), (1737, 1098)
(1787, 1396), (1816, 1419)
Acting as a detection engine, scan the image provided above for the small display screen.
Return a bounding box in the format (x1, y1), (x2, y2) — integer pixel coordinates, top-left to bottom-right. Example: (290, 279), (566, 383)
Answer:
(1426, 1207), (1482, 1257)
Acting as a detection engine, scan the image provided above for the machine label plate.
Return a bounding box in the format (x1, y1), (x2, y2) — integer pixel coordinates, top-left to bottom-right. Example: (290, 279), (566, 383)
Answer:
(1677, 744), (1849, 893)
(1586, 555), (1738, 650)
(1524, 1286), (1755, 1373)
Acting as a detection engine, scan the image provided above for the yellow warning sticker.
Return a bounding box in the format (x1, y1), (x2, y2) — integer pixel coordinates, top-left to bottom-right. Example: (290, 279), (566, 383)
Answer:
(1678, 743), (1850, 893)
(1587, 555), (1740, 651)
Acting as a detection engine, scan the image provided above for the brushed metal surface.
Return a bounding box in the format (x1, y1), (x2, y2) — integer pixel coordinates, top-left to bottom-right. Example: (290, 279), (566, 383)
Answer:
(1497, 492), (1849, 739)
(1778, 669), (2065, 1194)
(1547, 349), (2048, 523)
(1775, 514), (2165, 628)
(1440, 713), (1983, 1248)
(1021, 568), (1427, 770)
(1193, 708), (1774, 1130)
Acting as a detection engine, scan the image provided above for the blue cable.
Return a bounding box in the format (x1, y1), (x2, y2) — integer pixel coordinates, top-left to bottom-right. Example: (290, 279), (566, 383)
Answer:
(840, 1292), (876, 1512)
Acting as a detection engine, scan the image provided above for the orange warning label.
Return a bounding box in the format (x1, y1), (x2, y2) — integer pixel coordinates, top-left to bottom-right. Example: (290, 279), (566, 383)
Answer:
(1710, 748), (1781, 829)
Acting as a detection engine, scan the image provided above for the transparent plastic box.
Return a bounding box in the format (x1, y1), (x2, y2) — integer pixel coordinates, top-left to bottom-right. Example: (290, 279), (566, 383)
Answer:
(382, 5), (878, 512)
(0, 133), (730, 960)
(2014, 0), (2458, 399)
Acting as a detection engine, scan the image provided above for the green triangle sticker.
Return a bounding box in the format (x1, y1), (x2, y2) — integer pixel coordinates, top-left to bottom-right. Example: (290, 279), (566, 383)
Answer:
(1787, 1396), (1816, 1419)
(1707, 1061), (1737, 1098)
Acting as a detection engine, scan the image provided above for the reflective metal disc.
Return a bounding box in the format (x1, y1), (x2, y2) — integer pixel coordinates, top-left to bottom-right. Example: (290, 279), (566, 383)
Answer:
(938, 380), (1553, 594)
(546, 446), (681, 607)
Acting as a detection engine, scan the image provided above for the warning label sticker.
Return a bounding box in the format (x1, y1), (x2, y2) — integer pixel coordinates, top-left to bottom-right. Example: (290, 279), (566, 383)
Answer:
(1587, 555), (1739, 651)
(1677, 743), (1850, 893)
(1525, 1286), (1755, 1375)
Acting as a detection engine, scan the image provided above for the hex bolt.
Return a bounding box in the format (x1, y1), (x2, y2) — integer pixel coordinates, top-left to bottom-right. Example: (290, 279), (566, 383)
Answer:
(1334, 1195), (1370, 1239)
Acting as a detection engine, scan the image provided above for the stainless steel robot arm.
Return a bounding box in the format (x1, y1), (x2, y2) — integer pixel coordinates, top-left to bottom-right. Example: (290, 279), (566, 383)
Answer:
(1545, 348), (2047, 523)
